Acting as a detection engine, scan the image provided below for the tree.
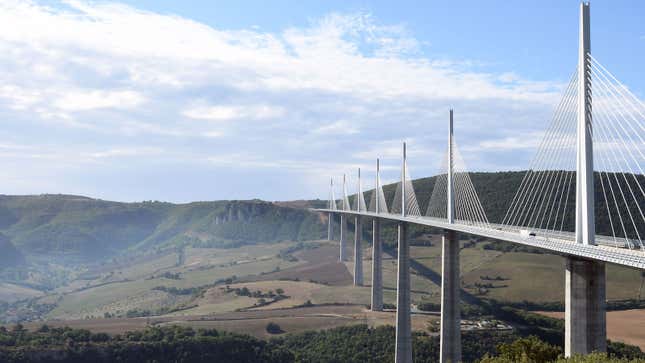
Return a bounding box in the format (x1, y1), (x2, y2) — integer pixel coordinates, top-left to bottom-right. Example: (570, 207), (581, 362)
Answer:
(480, 336), (562, 363)
(556, 353), (645, 362)
(266, 322), (283, 334)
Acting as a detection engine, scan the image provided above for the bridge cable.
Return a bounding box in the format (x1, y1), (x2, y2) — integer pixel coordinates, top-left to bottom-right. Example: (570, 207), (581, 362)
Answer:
(503, 70), (578, 232)
(589, 55), (645, 248)
(502, 70), (578, 229)
(593, 98), (644, 247)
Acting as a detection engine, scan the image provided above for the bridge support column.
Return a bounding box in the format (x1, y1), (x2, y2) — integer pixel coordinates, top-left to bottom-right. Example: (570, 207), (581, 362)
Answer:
(354, 216), (363, 286)
(440, 229), (461, 363)
(327, 212), (333, 241)
(395, 222), (412, 363)
(565, 257), (606, 357)
(371, 218), (383, 311)
(566, 3), (606, 357)
(339, 215), (347, 262)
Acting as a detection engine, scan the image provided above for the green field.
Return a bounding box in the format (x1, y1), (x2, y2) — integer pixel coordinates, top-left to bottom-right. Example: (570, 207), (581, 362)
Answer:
(0, 283), (42, 303)
(1, 235), (640, 352)
(42, 237), (645, 320)
(42, 241), (309, 319)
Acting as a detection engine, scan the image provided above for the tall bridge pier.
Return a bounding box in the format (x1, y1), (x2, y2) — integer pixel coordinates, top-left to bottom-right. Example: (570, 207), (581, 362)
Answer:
(395, 222), (412, 363)
(566, 2), (606, 356)
(354, 215), (363, 285)
(371, 218), (383, 310)
(371, 159), (384, 311)
(354, 168), (364, 286)
(340, 174), (349, 262)
(339, 214), (347, 262)
(565, 257), (606, 356)
(441, 230), (460, 363)
(395, 143), (413, 363)
(440, 110), (461, 363)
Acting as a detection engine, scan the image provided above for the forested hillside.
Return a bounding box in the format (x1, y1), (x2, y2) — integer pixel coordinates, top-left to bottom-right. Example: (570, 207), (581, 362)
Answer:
(0, 233), (24, 268)
(0, 195), (326, 261)
(379, 171), (526, 224)
(0, 324), (642, 363)
(1, 170), (641, 263)
(375, 171), (643, 239)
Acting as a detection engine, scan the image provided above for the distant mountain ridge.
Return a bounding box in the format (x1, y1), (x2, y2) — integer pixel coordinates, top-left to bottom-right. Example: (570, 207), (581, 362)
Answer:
(0, 171), (522, 264)
(0, 194), (326, 261)
(0, 233), (24, 268)
(1, 170), (639, 263)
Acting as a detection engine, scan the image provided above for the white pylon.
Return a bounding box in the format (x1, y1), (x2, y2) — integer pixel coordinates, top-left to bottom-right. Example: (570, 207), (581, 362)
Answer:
(575, 1), (595, 246)
(376, 159), (380, 214)
(342, 174), (351, 211)
(328, 177), (336, 210)
(448, 110), (455, 225)
(357, 168), (363, 212)
(401, 142), (407, 217)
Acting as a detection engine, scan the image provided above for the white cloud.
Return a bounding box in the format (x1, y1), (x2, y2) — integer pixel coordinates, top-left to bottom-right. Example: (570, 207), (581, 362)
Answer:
(498, 72), (521, 83)
(202, 131), (224, 138)
(183, 104), (285, 121)
(0, 0), (561, 106)
(54, 90), (145, 111)
(474, 134), (543, 151)
(313, 120), (359, 135)
(0, 143), (28, 150)
(352, 138), (439, 160)
(0, 0), (588, 201)
(89, 147), (162, 159)
(0, 85), (41, 110)
(353, 141), (405, 160)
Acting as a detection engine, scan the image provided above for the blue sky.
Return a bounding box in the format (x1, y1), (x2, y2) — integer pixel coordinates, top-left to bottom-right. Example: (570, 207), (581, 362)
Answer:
(0, 0), (643, 202)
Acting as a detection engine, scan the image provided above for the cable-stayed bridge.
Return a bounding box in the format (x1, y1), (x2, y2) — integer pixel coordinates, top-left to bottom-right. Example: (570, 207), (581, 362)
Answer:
(314, 3), (645, 363)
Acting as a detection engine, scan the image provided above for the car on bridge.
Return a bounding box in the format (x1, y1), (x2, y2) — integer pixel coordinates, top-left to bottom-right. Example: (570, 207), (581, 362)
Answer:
(520, 229), (537, 238)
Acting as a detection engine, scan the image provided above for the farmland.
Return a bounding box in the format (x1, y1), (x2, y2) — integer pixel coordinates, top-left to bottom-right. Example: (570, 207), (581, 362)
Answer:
(2, 233), (642, 353)
(536, 309), (645, 350)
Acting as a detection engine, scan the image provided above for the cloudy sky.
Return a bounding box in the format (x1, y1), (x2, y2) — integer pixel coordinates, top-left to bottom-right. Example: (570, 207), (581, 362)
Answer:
(0, 0), (643, 202)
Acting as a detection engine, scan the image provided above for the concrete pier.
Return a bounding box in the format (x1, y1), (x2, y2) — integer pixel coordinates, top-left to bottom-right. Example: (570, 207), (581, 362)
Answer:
(565, 257), (606, 356)
(395, 222), (412, 363)
(440, 229), (461, 363)
(354, 216), (363, 286)
(563, 3), (607, 357)
(339, 214), (347, 262)
(327, 212), (333, 241)
(371, 218), (383, 311)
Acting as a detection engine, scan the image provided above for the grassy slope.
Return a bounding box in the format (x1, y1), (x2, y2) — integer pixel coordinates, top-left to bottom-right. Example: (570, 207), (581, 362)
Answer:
(45, 241), (306, 319)
(2, 170), (641, 262)
(35, 239), (644, 334)
(374, 171), (643, 238)
(0, 195), (327, 260)
(0, 233), (24, 268)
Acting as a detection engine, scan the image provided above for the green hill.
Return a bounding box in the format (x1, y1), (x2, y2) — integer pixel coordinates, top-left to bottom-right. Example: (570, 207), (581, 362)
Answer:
(0, 233), (24, 269)
(0, 195), (326, 260)
(379, 171), (527, 224)
(1, 170), (641, 262)
(374, 170), (643, 239)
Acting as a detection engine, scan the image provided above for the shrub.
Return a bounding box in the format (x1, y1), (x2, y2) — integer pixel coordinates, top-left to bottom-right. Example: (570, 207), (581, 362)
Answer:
(266, 322), (283, 334)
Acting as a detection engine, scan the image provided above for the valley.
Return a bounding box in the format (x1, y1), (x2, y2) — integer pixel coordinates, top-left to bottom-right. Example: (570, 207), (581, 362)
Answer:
(5, 235), (645, 350)
(1, 175), (644, 358)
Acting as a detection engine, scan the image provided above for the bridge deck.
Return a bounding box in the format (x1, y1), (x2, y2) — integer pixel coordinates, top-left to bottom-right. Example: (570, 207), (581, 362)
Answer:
(316, 209), (645, 270)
